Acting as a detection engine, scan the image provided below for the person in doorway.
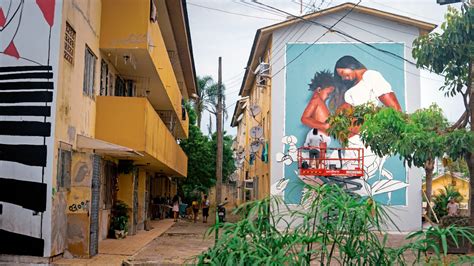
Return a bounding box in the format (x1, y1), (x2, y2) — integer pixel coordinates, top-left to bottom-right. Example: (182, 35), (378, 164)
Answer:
(192, 198), (200, 223)
(304, 128), (331, 168)
(447, 198), (459, 216)
(172, 194), (180, 222)
(202, 195), (210, 223)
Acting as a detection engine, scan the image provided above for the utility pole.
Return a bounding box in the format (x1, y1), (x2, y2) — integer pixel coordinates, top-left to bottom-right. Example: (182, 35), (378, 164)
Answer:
(215, 57), (223, 206)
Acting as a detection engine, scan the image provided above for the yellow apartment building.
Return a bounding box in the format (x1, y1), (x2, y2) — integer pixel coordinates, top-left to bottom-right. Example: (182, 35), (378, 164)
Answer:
(0, 0), (196, 259)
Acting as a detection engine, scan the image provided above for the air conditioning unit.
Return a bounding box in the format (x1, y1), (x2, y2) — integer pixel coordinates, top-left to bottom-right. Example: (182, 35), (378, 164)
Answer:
(244, 179), (254, 190)
(259, 62), (270, 77)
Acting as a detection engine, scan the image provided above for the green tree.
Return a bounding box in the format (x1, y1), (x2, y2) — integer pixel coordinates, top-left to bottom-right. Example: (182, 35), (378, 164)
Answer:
(179, 102), (215, 198)
(194, 76), (214, 128)
(178, 102), (236, 200)
(412, 3), (474, 225)
(194, 76), (229, 129)
(327, 104), (473, 214)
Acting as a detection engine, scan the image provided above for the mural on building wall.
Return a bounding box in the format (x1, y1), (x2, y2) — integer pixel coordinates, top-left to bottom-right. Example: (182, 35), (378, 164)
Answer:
(0, 0), (60, 256)
(279, 43), (409, 206)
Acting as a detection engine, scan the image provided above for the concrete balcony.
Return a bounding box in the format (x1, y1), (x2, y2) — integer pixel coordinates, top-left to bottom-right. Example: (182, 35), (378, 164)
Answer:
(100, 0), (188, 138)
(95, 96), (187, 177)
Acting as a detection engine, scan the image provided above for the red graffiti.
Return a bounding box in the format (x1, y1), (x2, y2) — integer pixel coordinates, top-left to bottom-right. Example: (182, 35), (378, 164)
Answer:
(4, 41), (19, 59)
(36, 0), (55, 27)
(0, 8), (5, 28)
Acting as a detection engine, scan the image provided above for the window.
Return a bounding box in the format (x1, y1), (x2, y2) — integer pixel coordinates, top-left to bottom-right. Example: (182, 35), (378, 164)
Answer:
(64, 22), (76, 64)
(100, 60), (108, 96)
(57, 147), (72, 190)
(83, 46), (97, 97)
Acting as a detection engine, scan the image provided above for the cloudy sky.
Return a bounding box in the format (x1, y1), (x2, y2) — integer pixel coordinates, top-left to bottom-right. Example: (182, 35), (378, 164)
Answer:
(187, 0), (465, 135)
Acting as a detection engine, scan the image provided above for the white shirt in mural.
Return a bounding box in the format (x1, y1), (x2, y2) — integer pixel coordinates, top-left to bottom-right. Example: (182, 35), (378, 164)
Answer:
(344, 70), (393, 106)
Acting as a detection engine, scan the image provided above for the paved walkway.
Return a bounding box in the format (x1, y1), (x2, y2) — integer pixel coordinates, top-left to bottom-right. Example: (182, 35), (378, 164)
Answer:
(53, 219), (175, 265)
(125, 219), (215, 265)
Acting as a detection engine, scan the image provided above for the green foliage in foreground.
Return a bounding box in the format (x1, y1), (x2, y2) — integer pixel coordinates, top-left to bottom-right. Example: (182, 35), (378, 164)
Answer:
(195, 185), (474, 265)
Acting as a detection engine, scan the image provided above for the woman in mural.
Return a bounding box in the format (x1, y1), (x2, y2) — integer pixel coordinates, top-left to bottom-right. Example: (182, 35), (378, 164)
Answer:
(333, 55), (402, 184)
(334, 55), (401, 113)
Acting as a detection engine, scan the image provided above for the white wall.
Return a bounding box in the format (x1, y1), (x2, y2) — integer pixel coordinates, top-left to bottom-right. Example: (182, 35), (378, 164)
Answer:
(270, 10), (424, 232)
(0, 0), (63, 256)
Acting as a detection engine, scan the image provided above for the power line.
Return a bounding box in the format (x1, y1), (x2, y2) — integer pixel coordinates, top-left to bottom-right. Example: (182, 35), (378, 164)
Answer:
(366, 0), (442, 24)
(253, 1), (421, 69)
(255, 0), (362, 78)
(187, 2), (283, 21)
(250, 2), (445, 82)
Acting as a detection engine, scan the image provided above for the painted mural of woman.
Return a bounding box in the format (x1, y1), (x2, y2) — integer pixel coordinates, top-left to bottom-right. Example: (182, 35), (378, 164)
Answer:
(333, 55), (403, 190)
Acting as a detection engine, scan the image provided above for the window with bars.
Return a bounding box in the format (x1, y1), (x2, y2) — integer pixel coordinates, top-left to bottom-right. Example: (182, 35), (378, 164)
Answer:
(64, 22), (76, 64)
(57, 148), (72, 190)
(83, 46), (97, 97)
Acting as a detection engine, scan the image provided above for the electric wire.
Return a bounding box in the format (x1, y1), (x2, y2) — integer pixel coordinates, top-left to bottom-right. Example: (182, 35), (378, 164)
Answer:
(187, 2), (283, 21)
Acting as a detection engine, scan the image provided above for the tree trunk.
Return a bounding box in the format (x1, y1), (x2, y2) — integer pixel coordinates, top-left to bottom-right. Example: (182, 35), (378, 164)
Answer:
(197, 113), (202, 129)
(468, 61), (474, 227)
(425, 159), (435, 216)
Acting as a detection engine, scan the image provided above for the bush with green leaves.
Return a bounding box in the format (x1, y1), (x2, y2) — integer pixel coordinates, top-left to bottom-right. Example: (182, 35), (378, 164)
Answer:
(111, 200), (130, 232)
(195, 184), (474, 265)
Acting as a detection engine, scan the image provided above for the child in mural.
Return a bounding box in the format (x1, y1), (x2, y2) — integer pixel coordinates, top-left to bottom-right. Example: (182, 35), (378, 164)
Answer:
(300, 70), (344, 169)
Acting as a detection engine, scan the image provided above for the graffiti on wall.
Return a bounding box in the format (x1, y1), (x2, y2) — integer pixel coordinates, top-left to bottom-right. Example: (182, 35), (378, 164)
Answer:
(68, 200), (90, 213)
(0, 0), (60, 257)
(280, 43), (409, 206)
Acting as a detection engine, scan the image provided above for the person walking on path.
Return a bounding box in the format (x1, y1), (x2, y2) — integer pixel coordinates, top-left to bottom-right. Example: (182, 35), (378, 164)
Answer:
(192, 198), (200, 223)
(202, 195), (210, 223)
(172, 195), (180, 222)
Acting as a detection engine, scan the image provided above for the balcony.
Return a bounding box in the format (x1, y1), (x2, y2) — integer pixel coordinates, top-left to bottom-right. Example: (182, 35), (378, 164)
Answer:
(100, 0), (188, 138)
(95, 96), (187, 177)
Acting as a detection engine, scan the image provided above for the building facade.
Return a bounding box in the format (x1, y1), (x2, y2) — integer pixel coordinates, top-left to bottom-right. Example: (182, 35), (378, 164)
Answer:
(231, 3), (436, 232)
(0, 0), (196, 258)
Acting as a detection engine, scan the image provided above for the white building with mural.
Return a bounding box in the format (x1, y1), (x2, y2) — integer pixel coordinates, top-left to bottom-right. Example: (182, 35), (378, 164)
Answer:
(232, 2), (437, 232)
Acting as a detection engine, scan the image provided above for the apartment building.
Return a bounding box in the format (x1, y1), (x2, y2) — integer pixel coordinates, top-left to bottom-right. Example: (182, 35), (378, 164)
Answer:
(0, 0), (196, 258)
(231, 2), (436, 231)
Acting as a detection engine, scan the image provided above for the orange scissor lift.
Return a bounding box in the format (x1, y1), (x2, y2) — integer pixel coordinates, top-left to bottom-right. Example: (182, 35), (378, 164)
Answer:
(297, 142), (364, 190)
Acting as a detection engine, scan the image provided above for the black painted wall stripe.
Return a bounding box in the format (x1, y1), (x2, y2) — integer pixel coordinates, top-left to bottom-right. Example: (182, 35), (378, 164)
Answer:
(0, 72), (53, 80)
(0, 81), (54, 90)
(0, 91), (53, 103)
(0, 121), (51, 137)
(0, 177), (47, 212)
(0, 143), (47, 167)
(0, 106), (51, 116)
(0, 65), (52, 73)
(0, 229), (44, 256)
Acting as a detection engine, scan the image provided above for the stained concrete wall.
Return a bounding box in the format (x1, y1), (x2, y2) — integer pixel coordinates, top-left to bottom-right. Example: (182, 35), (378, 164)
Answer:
(66, 152), (93, 257)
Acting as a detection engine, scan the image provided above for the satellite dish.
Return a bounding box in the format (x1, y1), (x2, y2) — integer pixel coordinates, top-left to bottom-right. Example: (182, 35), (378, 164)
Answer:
(250, 140), (261, 152)
(249, 105), (261, 117)
(250, 126), (263, 139)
